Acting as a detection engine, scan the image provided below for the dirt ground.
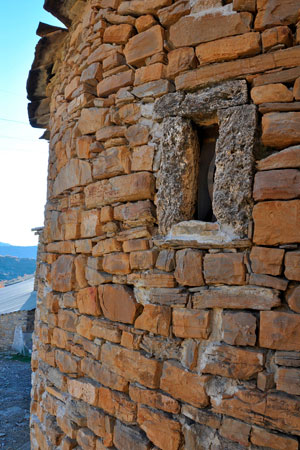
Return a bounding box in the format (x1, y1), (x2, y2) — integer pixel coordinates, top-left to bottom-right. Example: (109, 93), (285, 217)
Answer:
(0, 352), (31, 450)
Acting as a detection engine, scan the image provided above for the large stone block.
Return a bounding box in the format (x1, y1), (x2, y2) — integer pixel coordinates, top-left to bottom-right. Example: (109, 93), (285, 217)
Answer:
(222, 311), (257, 346)
(92, 147), (130, 180)
(276, 367), (300, 396)
(255, 0), (300, 30)
(253, 200), (300, 245)
(85, 172), (155, 208)
(113, 420), (151, 450)
(53, 159), (92, 196)
(135, 304), (171, 336)
(199, 344), (264, 380)
(129, 385), (179, 414)
(257, 145), (300, 170)
(174, 249), (204, 286)
(254, 169), (300, 201)
(193, 285), (280, 310)
(137, 405), (181, 450)
(81, 209), (102, 238)
(98, 284), (139, 323)
(172, 309), (211, 339)
(97, 70), (134, 97)
(103, 24), (134, 44)
(251, 426), (298, 450)
(51, 255), (75, 292)
(77, 287), (101, 316)
(203, 253), (246, 285)
(118, 0), (172, 16)
(251, 83), (293, 105)
(250, 246), (284, 276)
(260, 311), (300, 350)
(169, 11), (252, 48)
(124, 25), (164, 66)
(262, 112), (300, 148)
(285, 251), (300, 281)
(196, 32), (260, 66)
(160, 360), (210, 408)
(101, 343), (162, 388)
(78, 108), (108, 135)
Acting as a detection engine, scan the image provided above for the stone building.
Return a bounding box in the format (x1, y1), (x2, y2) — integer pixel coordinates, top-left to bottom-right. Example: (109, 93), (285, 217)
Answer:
(27, 0), (300, 448)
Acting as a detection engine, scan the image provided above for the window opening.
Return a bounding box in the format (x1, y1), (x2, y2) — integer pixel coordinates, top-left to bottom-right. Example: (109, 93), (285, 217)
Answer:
(194, 124), (219, 222)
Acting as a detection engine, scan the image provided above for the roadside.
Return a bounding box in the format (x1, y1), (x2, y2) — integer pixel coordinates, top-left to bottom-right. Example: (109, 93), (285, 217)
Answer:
(0, 352), (31, 450)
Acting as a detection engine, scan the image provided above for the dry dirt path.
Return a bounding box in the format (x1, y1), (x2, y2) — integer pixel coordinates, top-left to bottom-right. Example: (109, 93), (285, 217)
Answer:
(0, 352), (31, 450)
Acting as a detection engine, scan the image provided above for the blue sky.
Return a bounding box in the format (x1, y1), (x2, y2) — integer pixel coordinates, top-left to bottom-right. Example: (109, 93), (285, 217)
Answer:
(0, 1), (63, 245)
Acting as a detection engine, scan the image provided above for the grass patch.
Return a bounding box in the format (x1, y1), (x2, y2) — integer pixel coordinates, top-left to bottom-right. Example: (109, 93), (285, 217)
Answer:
(10, 354), (31, 362)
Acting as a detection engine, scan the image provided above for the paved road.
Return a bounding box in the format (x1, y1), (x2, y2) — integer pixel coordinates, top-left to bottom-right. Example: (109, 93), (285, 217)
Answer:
(0, 278), (36, 314)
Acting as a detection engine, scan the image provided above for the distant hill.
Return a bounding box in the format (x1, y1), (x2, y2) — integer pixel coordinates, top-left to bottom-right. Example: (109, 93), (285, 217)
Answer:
(0, 256), (36, 282)
(0, 244), (37, 259)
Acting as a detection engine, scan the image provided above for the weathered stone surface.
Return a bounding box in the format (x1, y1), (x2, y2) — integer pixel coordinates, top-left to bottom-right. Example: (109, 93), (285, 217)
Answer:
(81, 209), (102, 238)
(222, 312), (257, 346)
(132, 80), (174, 99)
(276, 367), (300, 395)
(118, 0), (172, 16)
(77, 287), (101, 316)
(287, 285), (300, 313)
(251, 83), (293, 104)
(275, 351), (300, 367)
(134, 63), (166, 86)
(154, 79), (248, 120)
(254, 169), (300, 200)
(156, 117), (199, 234)
(131, 146), (154, 172)
(91, 320), (122, 344)
(92, 147), (130, 180)
(260, 311), (300, 350)
(262, 112), (300, 148)
(257, 146), (300, 171)
(204, 253), (246, 285)
(160, 361), (210, 407)
(137, 405), (181, 450)
(214, 105), (257, 237)
(103, 253), (130, 275)
(193, 285), (281, 310)
(174, 249), (204, 286)
(169, 11), (252, 48)
(172, 309), (211, 339)
(125, 124), (149, 147)
(135, 14), (157, 33)
(199, 344), (264, 380)
(249, 273), (288, 291)
(80, 63), (102, 86)
(233, 0), (256, 12)
(212, 387), (300, 436)
(255, 0), (300, 30)
(85, 172), (155, 208)
(196, 32), (260, 66)
(167, 47), (196, 79)
(262, 25), (293, 52)
(182, 404), (221, 429)
(96, 125), (126, 141)
(97, 70), (134, 97)
(144, 287), (188, 306)
(220, 417), (251, 447)
(53, 159), (92, 196)
(285, 251), (300, 281)
(98, 386), (136, 424)
(113, 420), (151, 450)
(68, 378), (99, 406)
(101, 343), (162, 388)
(250, 246), (284, 276)
(103, 24), (134, 44)
(251, 426), (298, 450)
(253, 200), (300, 245)
(158, 0), (190, 27)
(128, 271), (176, 288)
(87, 407), (113, 444)
(51, 255), (75, 292)
(294, 77), (300, 100)
(124, 25), (164, 66)
(78, 108), (108, 135)
(99, 284), (139, 324)
(140, 335), (181, 360)
(129, 385), (180, 414)
(116, 103), (141, 124)
(135, 304), (171, 336)
(175, 46), (300, 91)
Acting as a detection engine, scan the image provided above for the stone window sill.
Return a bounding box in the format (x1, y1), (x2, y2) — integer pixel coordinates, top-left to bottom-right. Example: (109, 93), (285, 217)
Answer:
(154, 220), (251, 249)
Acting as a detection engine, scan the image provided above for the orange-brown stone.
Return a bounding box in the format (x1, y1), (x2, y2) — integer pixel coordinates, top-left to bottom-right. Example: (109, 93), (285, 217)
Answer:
(103, 24), (134, 44)
(251, 426), (298, 450)
(97, 70), (134, 97)
(262, 26), (293, 52)
(222, 312), (257, 346)
(253, 200), (300, 245)
(260, 311), (300, 350)
(174, 249), (204, 287)
(203, 253), (246, 285)
(251, 83), (293, 104)
(124, 25), (164, 67)
(253, 169), (300, 200)
(255, 0), (300, 31)
(262, 112), (300, 148)
(172, 309), (211, 339)
(98, 284), (139, 323)
(129, 385), (180, 414)
(77, 287), (101, 316)
(135, 304), (171, 336)
(160, 361), (210, 408)
(250, 246), (284, 276)
(51, 255), (75, 292)
(103, 252), (130, 275)
(285, 251), (300, 281)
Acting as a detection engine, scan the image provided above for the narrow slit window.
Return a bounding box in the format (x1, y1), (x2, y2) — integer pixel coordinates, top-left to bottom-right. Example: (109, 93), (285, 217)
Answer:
(194, 124), (219, 222)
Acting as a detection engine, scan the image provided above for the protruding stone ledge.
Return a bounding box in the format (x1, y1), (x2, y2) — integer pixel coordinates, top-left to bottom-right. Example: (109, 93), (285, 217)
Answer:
(153, 220), (251, 249)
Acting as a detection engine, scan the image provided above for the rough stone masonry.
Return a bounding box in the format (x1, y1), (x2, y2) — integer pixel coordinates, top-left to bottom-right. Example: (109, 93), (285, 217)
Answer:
(27, 0), (300, 448)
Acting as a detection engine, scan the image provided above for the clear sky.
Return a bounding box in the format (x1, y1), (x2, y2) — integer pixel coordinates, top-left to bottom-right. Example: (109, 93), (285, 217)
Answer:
(0, 1), (63, 246)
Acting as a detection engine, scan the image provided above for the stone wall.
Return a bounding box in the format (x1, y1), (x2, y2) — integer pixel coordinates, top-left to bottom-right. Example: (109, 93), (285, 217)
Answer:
(27, 0), (300, 449)
(0, 310), (35, 351)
